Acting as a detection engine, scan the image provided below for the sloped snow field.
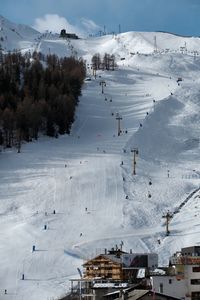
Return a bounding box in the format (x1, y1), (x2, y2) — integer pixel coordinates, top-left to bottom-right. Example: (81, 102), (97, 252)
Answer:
(1, 21), (200, 299)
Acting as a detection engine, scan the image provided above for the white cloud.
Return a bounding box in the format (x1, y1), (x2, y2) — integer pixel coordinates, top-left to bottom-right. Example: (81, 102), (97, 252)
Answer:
(33, 14), (83, 36)
(32, 14), (101, 37)
(80, 18), (101, 33)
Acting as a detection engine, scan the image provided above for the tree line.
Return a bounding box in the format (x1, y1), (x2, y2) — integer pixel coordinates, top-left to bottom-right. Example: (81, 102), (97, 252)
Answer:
(91, 53), (117, 71)
(0, 51), (86, 152)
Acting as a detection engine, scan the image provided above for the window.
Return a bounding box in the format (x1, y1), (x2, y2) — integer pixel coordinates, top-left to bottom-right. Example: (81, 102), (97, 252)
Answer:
(192, 291), (200, 300)
(159, 283), (163, 293)
(191, 279), (200, 285)
(193, 267), (200, 272)
(169, 279), (172, 284)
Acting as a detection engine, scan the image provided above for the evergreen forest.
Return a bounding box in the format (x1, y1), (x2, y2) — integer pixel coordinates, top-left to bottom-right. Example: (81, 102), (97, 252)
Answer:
(0, 51), (86, 151)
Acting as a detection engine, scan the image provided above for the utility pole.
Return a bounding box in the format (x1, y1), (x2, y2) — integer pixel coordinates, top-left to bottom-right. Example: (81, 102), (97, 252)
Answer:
(116, 113), (122, 136)
(99, 80), (106, 93)
(119, 24), (121, 34)
(184, 41), (187, 54)
(154, 36), (157, 53)
(162, 211), (173, 236)
(131, 148), (139, 175)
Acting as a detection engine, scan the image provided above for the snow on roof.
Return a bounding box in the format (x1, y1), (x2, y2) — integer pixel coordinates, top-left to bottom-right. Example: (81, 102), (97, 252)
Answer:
(151, 268), (166, 275)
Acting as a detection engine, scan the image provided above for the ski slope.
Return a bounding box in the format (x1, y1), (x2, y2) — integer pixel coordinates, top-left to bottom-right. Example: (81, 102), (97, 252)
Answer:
(1, 16), (200, 300)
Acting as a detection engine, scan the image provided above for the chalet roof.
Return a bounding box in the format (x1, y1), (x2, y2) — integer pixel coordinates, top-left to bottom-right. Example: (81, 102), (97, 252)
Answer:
(127, 289), (149, 300)
(106, 289), (181, 300)
(104, 254), (121, 264)
(104, 284), (141, 297)
(127, 289), (181, 300)
(103, 289), (148, 300)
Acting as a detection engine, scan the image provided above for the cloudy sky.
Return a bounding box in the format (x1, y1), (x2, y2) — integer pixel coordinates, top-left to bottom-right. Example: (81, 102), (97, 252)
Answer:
(1, 0), (200, 36)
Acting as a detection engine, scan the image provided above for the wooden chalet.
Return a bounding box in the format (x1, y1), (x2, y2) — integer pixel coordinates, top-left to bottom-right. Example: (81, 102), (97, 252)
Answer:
(68, 248), (158, 300)
(83, 253), (123, 280)
(83, 247), (159, 283)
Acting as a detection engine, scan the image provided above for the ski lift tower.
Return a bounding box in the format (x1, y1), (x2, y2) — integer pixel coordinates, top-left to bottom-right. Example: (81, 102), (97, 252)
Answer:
(99, 80), (106, 93)
(131, 148), (139, 175)
(154, 36), (158, 53)
(116, 113), (122, 136)
(162, 211), (173, 236)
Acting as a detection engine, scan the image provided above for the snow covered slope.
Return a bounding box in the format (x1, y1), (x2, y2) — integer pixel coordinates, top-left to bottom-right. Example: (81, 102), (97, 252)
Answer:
(0, 15), (40, 52)
(1, 17), (200, 300)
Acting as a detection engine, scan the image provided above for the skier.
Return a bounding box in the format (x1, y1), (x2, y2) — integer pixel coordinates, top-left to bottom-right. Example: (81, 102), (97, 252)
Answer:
(80, 233), (83, 237)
